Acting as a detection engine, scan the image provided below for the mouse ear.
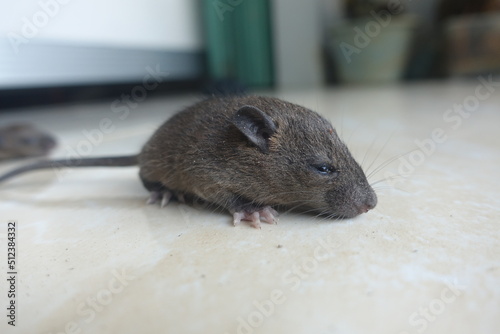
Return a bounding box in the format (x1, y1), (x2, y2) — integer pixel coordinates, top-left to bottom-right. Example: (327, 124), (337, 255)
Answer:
(231, 105), (277, 153)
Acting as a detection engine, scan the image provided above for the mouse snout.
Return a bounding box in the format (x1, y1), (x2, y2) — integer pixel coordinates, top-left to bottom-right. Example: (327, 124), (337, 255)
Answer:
(356, 191), (377, 214)
(324, 185), (377, 218)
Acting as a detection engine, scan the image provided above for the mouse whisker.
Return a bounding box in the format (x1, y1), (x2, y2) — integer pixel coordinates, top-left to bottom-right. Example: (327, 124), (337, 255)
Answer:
(366, 148), (420, 180)
(274, 202), (321, 216)
(364, 131), (396, 174)
(360, 134), (381, 170)
(265, 190), (323, 197)
(343, 120), (366, 150)
(372, 183), (412, 194)
(371, 185), (397, 193)
(369, 172), (415, 187)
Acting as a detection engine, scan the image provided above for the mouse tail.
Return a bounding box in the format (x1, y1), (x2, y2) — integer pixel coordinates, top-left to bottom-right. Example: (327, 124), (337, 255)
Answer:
(0, 155), (139, 183)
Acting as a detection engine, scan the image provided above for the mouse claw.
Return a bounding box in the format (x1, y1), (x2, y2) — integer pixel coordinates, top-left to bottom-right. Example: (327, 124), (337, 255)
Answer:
(233, 212), (245, 226)
(260, 206), (279, 224)
(161, 192), (172, 208)
(233, 211), (261, 229)
(147, 191), (161, 205)
(232, 207), (278, 229)
(147, 190), (172, 208)
(248, 212), (262, 229)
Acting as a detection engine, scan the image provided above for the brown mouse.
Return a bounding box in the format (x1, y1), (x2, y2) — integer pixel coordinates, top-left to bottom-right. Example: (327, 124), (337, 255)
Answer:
(0, 96), (377, 228)
(0, 124), (57, 161)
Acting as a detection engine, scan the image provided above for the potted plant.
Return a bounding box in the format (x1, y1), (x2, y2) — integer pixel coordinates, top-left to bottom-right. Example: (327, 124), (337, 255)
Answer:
(330, 0), (418, 84)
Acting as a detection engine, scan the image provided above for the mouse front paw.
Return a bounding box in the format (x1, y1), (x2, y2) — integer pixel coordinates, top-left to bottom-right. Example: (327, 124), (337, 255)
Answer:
(232, 206), (279, 229)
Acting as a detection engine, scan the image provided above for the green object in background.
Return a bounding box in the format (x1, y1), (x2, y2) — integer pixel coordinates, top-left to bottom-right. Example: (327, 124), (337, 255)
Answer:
(202, 0), (273, 88)
(330, 16), (417, 84)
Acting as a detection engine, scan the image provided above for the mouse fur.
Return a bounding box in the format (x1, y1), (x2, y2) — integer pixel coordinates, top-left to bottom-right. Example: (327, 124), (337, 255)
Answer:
(139, 95), (376, 225)
(0, 96), (376, 228)
(0, 124), (57, 161)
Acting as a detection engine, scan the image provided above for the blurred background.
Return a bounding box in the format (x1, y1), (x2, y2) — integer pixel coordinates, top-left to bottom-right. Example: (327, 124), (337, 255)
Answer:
(1, 0), (500, 109)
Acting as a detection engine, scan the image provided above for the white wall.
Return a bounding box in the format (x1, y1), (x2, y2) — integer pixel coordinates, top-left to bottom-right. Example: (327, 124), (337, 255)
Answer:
(0, 0), (203, 50)
(0, 0), (203, 88)
(272, 0), (337, 88)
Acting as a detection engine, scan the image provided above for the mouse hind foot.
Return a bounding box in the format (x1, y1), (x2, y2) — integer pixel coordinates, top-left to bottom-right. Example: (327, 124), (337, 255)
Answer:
(232, 206), (279, 229)
(140, 177), (174, 207)
(146, 190), (173, 207)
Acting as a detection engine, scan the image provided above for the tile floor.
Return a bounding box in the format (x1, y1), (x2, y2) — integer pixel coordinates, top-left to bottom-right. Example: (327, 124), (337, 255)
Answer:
(0, 80), (499, 334)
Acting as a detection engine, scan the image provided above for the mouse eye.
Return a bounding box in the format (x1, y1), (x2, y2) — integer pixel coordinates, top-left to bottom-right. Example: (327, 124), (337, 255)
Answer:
(311, 164), (339, 177)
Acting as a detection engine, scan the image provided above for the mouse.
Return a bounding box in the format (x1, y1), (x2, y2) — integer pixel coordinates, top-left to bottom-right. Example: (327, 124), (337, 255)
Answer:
(0, 124), (57, 161)
(0, 96), (377, 228)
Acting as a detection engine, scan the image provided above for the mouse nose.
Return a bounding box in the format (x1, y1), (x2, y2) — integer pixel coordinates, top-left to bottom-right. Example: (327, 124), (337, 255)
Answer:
(358, 203), (374, 214)
(357, 195), (377, 214)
